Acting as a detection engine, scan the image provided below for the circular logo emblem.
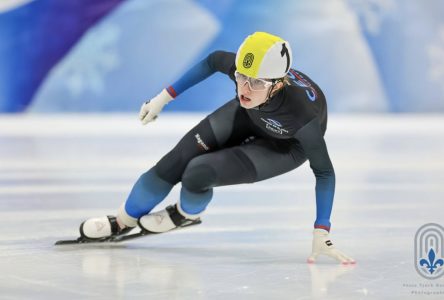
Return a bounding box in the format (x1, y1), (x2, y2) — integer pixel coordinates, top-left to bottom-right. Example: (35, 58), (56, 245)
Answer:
(243, 53), (254, 68)
(415, 223), (444, 279)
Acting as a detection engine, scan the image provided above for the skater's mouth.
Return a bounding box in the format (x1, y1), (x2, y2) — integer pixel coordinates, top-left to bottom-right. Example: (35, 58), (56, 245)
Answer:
(240, 95), (251, 103)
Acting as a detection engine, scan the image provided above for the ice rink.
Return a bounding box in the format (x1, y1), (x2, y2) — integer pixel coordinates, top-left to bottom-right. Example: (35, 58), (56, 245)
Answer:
(0, 114), (443, 299)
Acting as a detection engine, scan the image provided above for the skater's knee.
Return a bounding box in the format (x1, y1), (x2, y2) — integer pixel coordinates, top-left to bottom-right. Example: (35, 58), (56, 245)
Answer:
(182, 157), (217, 192)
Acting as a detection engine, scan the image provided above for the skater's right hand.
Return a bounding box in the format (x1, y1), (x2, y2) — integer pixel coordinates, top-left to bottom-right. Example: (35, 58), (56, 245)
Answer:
(139, 89), (174, 125)
(307, 229), (356, 264)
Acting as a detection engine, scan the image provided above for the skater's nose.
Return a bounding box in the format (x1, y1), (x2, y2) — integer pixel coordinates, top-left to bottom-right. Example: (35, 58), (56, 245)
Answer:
(241, 81), (252, 95)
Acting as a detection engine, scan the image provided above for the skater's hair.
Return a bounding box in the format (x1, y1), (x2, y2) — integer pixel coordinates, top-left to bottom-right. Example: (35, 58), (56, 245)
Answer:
(283, 75), (291, 86)
(269, 75), (290, 97)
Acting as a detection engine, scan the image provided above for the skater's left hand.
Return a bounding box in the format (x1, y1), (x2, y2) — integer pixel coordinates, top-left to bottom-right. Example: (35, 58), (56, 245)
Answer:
(139, 89), (174, 125)
(307, 228), (356, 264)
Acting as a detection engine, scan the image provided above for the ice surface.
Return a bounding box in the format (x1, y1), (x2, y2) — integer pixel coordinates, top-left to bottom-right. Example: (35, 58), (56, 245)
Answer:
(0, 114), (443, 299)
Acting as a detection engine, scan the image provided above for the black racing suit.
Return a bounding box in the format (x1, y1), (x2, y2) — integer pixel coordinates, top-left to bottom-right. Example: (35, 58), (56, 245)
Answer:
(156, 51), (335, 231)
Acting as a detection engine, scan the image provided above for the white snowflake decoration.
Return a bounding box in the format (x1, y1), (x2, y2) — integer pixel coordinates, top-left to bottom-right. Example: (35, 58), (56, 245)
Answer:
(58, 24), (121, 97)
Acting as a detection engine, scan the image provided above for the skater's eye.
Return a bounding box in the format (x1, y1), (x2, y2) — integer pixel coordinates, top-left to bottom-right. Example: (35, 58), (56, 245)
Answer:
(234, 71), (248, 83)
(235, 71), (272, 91)
(250, 78), (267, 89)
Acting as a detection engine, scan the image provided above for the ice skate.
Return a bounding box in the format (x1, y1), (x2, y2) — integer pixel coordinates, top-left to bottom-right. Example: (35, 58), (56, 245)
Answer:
(55, 205), (201, 245)
(138, 204), (202, 233)
(55, 215), (134, 245)
(79, 215), (133, 240)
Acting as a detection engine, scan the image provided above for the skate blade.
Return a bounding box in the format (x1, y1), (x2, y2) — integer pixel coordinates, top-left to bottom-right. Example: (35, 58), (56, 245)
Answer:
(54, 230), (150, 245)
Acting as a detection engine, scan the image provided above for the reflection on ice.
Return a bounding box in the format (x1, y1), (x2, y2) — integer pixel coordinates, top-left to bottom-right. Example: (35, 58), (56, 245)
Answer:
(308, 264), (356, 298)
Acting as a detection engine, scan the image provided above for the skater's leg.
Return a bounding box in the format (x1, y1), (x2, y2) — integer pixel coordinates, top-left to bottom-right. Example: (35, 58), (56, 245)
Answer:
(178, 146), (255, 216)
(80, 100), (248, 239)
(178, 139), (307, 216)
(178, 187), (213, 217)
(137, 101), (261, 232)
(119, 167), (174, 227)
(118, 116), (220, 226)
(154, 99), (245, 183)
(121, 99), (249, 225)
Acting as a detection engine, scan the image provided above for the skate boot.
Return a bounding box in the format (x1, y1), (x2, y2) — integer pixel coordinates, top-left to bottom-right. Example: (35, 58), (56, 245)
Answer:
(79, 215), (133, 240)
(138, 204), (201, 233)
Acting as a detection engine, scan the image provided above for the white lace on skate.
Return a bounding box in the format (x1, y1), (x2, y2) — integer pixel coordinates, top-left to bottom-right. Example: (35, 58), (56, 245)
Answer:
(138, 209), (176, 233)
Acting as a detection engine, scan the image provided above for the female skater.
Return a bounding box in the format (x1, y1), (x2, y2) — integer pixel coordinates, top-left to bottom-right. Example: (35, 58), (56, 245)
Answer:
(79, 32), (355, 264)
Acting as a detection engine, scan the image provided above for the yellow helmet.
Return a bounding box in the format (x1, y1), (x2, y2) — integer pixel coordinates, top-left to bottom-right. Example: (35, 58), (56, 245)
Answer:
(235, 32), (292, 79)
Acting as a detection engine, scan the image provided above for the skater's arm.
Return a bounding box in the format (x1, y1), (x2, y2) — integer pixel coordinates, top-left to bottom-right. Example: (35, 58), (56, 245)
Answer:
(294, 118), (335, 232)
(139, 51), (235, 124)
(166, 51), (236, 98)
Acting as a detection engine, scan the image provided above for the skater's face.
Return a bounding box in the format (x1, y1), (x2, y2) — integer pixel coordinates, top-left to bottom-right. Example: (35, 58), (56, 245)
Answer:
(235, 71), (283, 109)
